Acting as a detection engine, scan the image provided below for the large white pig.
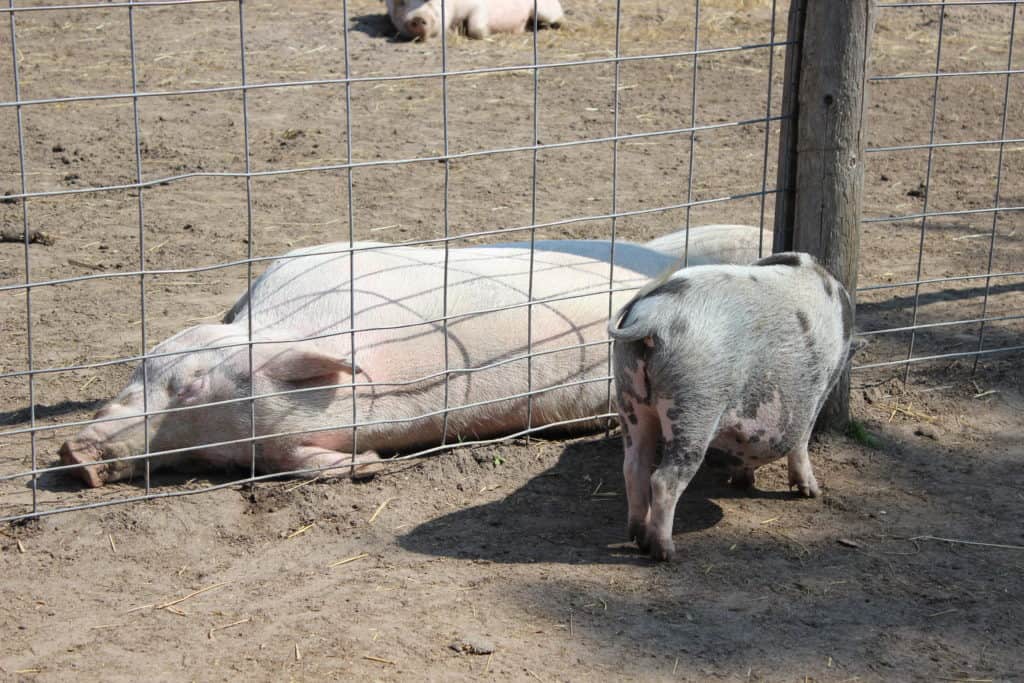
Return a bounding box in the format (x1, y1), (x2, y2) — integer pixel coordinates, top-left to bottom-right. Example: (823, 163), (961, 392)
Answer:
(58, 226), (771, 487)
(643, 224), (774, 267)
(385, 0), (564, 40)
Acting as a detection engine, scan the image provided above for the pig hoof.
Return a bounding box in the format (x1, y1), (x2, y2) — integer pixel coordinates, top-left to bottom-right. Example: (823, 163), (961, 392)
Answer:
(648, 537), (675, 562)
(628, 521), (652, 553)
(796, 482), (820, 498)
(58, 440), (108, 488)
(350, 461), (386, 480)
(729, 469), (756, 491)
(790, 476), (820, 498)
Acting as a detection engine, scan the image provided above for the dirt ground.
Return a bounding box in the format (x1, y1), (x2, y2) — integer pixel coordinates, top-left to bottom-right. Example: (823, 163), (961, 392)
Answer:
(1, 0), (1022, 680)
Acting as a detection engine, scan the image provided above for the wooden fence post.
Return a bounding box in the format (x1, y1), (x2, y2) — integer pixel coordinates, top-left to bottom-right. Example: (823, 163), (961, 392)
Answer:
(772, 0), (806, 255)
(774, 0), (875, 431)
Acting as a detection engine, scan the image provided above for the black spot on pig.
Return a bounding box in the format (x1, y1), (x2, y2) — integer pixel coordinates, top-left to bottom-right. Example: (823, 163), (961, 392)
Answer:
(839, 288), (854, 341)
(803, 331), (823, 385)
(756, 252), (802, 268)
(650, 276), (690, 299)
(740, 381), (774, 419)
(796, 310), (811, 334)
(813, 262), (835, 298)
(669, 317), (688, 339)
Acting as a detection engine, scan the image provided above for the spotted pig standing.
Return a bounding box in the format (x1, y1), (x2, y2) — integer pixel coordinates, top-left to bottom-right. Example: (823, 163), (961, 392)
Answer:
(608, 252), (857, 561)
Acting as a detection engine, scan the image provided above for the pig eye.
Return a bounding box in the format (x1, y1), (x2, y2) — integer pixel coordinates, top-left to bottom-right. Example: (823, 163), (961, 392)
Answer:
(173, 374), (208, 405)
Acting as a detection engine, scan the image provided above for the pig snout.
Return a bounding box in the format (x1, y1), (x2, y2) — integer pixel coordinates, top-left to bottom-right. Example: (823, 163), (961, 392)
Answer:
(59, 438), (114, 485)
(58, 403), (146, 487)
(58, 432), (140, 485)
(405, 14), (431, 37)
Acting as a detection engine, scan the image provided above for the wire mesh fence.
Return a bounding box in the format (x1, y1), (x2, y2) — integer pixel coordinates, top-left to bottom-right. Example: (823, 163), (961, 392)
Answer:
(0, 0), (1019, 523)
(856, 0), (1023, 376)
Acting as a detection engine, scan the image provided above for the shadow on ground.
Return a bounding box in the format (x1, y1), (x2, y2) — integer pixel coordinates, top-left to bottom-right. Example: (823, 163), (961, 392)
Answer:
(396, 436), (825, 566)
(0, 398), (105, 427)
(350, 12), (400, 39)
(396, 394), (1024, 679)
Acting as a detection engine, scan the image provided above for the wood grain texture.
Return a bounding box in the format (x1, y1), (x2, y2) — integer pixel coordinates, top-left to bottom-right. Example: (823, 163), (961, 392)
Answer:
(776, 0), (875, 430)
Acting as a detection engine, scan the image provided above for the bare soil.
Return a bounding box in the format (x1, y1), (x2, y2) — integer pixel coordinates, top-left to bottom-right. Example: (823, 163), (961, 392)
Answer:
(1, 1), (1022, 681)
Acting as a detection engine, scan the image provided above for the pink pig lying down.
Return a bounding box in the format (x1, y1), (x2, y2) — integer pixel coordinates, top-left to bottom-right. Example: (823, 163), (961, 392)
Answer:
(58, 225), (771, 488)
(385, 0), (564, 40)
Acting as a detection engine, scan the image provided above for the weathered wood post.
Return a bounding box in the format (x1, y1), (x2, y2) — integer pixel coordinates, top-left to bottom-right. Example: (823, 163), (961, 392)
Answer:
(774, 0), (875, 431)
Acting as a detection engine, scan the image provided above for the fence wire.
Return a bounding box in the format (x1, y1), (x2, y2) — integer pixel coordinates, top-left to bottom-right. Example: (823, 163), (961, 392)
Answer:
(856, 0), (1022, 377)
(0, 0), (1019, 523)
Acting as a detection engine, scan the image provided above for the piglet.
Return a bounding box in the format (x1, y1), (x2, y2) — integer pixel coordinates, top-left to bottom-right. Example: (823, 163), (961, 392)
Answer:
(385, 0), (564, 40)
(608, 252), (856, 561)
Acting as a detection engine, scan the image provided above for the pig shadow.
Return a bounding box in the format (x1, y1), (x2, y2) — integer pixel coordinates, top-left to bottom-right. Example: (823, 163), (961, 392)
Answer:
(31, 455), (252, 494)
(398, 436), (738, 566)
(350, 13), (400, 40)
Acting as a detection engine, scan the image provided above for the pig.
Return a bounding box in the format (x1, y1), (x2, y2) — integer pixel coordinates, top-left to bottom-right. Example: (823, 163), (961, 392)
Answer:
(58, 226), (768, 488)
(608, 251), (855, 561)
(642, 224), (774, 268)
(385, 0), (564, 40)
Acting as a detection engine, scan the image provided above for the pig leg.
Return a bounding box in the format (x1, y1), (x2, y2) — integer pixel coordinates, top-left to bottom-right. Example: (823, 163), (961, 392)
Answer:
(533, 0), (564, 27)
(645, 400), (719, 561)
(619, 401), (659, 552)
(730, 466), (756, 491)
(260, 446), (385, 480)
(464, 7), (490, 39)
(786, 438), (820, 498)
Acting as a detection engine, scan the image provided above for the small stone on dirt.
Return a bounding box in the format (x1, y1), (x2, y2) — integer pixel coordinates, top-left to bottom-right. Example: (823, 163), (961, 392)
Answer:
(913, 424), (942, 440)
(449, 633), (495, 655)
(837, 538), (860, 548)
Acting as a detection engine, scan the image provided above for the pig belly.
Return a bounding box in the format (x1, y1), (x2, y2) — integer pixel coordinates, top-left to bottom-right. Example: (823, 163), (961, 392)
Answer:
(706, 405), (790, 472)
(341, 297), (617, 451)
(706, 428), (782, 472)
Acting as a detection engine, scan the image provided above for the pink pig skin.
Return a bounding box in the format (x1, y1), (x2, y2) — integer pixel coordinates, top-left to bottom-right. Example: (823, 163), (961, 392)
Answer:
(385, 0), (564, 40)
(58, 225), (771, 487)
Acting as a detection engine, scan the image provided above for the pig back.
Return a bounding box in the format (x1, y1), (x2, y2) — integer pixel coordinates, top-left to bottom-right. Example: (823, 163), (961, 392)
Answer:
(229, 242), (658, 442)
(348, 245), (654, 427)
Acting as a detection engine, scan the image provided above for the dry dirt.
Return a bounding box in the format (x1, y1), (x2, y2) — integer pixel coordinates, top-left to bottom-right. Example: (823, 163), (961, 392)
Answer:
(1, 1), (1023, 681)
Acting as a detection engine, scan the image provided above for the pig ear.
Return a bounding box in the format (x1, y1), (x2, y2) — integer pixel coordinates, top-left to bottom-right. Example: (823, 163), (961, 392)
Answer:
(255, 344), (361, 384)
